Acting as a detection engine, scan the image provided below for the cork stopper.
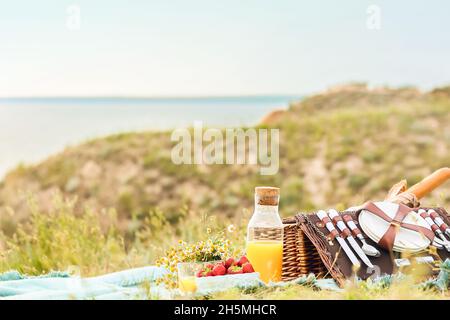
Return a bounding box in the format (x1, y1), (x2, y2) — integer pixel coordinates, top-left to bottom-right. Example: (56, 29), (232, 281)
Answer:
(255, 186), (280, 206)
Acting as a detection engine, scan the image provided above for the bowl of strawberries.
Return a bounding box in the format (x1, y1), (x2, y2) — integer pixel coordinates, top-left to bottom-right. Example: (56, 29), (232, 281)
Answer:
(177, 256), (259, 294)
(196, 256), (255, 277)
(192, 256), (260, 293)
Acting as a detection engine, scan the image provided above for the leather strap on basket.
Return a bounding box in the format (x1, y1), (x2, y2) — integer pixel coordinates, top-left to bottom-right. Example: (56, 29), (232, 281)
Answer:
(362, 202), (435, 251)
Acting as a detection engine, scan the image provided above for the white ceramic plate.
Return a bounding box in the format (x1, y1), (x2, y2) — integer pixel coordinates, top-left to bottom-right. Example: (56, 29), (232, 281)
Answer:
(358, 202), (431, 253)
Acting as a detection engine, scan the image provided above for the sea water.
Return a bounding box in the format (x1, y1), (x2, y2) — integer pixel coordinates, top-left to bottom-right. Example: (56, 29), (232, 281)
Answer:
(0, 96), (299, 178)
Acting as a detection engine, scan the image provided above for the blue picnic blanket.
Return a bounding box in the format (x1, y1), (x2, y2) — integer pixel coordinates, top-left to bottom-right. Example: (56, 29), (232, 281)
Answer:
(0, 266), (171, 300)
(1, 259), (448, 300)
(0, 266), (338, 300)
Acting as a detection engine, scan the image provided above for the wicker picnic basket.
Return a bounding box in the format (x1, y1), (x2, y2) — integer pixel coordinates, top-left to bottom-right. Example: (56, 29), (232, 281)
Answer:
(280, 168), (450, 283)
(282, 215), (327, 281)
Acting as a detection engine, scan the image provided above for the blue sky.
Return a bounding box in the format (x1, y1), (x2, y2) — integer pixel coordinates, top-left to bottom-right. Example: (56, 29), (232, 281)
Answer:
(1, 0), (449, 97)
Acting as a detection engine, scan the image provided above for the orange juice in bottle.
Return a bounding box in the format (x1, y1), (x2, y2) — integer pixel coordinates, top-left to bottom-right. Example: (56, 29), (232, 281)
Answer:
(246, 187), (283, 283)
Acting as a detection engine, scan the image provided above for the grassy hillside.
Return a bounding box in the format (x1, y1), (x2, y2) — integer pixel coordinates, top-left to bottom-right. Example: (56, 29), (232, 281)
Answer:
(0, 84), (449, 288)
(1, 85), (449, 234)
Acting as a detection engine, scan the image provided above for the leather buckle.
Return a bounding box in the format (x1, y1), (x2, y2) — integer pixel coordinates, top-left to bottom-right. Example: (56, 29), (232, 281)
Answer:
(390, 220), (401, 228)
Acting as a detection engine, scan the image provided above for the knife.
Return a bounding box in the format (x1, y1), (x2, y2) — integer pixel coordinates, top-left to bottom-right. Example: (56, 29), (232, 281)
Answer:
(417, 209), (450, 252)
(316, 210), (361, 268)
(428, 209), (450, 238)
(328, 209), (374, 268)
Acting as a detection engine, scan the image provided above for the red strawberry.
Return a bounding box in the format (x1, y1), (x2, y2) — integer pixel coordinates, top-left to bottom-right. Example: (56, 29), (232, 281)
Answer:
(205, 270), (214, 277)
(196, 270), (204, 277)
(205, 263), (215, 269)
(237, 256), (249, 267)
(242, 263), (254, 273)
(225, 258), (236, 269)
(212, 264), (226, 276)
(227, 265), (243, 275)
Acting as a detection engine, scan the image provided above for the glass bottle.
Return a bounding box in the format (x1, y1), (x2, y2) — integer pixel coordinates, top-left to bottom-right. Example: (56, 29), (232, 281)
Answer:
(246, 186), (283, 283)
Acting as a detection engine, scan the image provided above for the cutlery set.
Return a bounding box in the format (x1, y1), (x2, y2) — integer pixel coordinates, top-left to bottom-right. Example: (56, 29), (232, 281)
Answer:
(416, 209), (450, 252)
(317, 209), (377, 270)
(315, 205), (450, 269)
(429, 209), (450, 237)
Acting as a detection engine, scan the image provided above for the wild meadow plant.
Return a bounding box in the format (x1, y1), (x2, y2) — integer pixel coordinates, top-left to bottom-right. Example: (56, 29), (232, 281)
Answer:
(0, 194), (247, 278)
(0, 195), (128, 275)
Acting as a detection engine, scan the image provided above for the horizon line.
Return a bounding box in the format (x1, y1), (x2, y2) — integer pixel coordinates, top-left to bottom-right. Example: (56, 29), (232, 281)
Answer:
(0, 93), (304, 100)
